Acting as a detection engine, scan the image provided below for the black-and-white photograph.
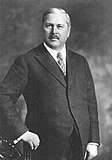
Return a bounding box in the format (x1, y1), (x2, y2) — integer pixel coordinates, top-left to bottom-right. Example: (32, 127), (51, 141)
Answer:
(0, 0), (111, 160)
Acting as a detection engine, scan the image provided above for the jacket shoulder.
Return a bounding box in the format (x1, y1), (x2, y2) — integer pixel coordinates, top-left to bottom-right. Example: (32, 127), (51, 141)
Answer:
(68, 48), (87, 62)
(19, 43), (44, 59)
(20, 47), (37, 59)
(15, 44), (43, 63)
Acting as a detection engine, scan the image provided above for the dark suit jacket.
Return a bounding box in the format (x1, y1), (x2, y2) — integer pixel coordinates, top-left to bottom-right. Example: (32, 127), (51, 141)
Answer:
(0, 43), (100, 158)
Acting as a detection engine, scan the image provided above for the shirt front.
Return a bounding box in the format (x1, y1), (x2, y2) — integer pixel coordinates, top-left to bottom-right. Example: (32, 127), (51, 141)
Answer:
(44, 43), (66, 68)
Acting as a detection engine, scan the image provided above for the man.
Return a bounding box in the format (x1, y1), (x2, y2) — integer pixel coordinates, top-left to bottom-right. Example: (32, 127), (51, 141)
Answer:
(0, 8), (100, 160)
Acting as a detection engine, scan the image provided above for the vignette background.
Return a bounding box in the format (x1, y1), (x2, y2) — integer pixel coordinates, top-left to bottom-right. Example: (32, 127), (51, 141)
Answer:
(0, 0), (112, 159)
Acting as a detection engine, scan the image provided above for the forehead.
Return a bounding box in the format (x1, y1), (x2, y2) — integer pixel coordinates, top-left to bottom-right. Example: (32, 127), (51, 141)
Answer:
(44, 13), (67, 24)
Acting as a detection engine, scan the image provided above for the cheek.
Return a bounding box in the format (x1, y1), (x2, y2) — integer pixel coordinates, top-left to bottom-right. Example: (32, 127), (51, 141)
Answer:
(61, 32), (69, 41)
(44, 31), (50, 38)
(44, 29), (50, 34)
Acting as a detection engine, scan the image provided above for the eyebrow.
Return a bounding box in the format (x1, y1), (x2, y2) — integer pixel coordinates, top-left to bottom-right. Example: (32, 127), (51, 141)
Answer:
(45, 22), (65, 25)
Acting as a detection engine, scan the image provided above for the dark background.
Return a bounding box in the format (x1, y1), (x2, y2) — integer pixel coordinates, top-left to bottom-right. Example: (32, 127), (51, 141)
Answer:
(0, 0), (112, 159)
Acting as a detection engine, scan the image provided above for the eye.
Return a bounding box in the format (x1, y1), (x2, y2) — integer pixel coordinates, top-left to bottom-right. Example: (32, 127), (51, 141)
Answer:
(57, 25), (63, 29)
(45, 23), (52, 28)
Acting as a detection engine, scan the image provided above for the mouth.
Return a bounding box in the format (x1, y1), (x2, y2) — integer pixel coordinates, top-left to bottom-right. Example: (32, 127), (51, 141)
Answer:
(49, 35), (59, 41)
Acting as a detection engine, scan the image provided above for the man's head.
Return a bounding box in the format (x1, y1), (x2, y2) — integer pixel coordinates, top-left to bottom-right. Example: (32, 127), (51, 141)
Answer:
(42, 8), (71, 51)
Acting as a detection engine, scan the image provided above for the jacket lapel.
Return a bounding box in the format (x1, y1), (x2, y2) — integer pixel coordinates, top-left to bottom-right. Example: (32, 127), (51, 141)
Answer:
(34, 44), (66, 87)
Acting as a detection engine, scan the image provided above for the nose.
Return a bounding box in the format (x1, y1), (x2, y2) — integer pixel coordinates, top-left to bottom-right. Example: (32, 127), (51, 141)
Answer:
(51, 25), (57, 34)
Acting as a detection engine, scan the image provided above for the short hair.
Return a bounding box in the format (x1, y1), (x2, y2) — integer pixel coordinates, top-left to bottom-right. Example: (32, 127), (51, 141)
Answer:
(42, 8), (71, 27)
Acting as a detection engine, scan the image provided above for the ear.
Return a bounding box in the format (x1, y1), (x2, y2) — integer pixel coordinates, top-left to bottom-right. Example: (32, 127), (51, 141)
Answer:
(67, 26), (71, 38)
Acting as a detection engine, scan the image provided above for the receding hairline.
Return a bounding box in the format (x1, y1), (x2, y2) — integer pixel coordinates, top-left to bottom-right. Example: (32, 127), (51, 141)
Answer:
(42, 8), (71, 27)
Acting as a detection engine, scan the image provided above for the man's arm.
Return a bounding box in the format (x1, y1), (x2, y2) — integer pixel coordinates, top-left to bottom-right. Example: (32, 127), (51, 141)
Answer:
(84, 58), (100, 159)
(0, 56), (40, 150)
(85, 58), (100, 143)
(0, 56), (29, 137)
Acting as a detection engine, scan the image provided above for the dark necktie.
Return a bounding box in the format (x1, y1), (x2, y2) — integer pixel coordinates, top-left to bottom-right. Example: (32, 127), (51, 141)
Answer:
(57, 52), (66, 75)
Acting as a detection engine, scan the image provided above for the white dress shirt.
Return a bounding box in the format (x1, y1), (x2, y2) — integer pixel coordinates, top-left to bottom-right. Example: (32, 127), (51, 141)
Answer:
(44, 43), (66, 67)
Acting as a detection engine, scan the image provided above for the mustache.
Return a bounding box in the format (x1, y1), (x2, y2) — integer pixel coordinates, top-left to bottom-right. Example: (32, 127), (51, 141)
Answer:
(49, 34), (59, 39)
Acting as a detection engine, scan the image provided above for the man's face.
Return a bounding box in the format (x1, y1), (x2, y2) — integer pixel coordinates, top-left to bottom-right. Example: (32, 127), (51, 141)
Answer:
(43, 13), (71, 51)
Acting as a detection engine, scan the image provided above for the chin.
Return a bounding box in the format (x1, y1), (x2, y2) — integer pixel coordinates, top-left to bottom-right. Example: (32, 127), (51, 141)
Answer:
(48, 44), (59, 50)
(46, 41), (62, 50)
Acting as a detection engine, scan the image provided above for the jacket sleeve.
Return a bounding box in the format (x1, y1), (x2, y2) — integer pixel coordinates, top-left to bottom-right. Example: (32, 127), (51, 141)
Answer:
(0, 55), (29, 139)
(84, 58), (100, 145)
